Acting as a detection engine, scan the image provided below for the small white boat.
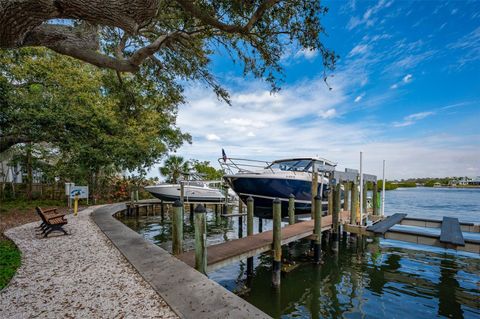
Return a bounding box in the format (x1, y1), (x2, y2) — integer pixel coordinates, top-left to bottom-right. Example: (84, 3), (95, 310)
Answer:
(145, 181), (225, 202)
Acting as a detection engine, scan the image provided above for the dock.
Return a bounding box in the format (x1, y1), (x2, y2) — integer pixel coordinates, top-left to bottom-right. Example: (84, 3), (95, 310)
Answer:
(177, 211), (350, 272)
(120, 167), (479, 289)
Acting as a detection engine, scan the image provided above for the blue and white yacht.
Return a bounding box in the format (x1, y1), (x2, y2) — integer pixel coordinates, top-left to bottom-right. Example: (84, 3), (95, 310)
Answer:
(220, 157), (336, 218)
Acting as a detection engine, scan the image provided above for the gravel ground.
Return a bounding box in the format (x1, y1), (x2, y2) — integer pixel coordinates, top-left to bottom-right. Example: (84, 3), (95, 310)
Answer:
(0, 207), (178, 319)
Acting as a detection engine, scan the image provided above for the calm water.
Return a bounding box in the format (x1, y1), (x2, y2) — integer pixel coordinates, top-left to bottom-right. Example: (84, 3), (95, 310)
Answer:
(118, 187), (480, 318)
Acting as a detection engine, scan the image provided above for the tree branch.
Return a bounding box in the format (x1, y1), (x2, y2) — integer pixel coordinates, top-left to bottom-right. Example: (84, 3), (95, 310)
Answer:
(175, 0), (280, 34)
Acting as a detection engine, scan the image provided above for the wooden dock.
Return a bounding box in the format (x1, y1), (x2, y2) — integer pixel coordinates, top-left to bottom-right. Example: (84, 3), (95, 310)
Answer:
(177, 211), (350, 272)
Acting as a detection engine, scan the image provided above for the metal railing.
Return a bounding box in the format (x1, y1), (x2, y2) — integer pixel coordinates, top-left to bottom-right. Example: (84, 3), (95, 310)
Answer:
(218, 157), (273, 175)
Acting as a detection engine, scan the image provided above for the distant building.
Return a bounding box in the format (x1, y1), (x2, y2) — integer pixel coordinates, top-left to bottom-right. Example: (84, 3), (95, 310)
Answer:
(469, 176), (480, 185)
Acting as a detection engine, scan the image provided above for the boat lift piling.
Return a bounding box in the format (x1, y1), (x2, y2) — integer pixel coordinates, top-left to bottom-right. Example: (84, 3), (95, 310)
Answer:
(272, 198), (282, 288)
(247, 197), (254, 275)
(172, 200), (183, 256)
(288, 194), (295, 225)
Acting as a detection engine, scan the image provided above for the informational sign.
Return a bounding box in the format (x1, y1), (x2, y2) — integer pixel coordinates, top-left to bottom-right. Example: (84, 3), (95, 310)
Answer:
(69, 186), (89, 199)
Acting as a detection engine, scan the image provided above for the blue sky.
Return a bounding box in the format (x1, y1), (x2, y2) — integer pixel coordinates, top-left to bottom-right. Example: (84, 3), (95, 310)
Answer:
(150, 0), (480, 180)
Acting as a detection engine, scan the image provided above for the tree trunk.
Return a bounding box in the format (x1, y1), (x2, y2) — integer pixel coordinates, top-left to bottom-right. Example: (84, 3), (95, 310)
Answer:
(26, 143), (33, 200)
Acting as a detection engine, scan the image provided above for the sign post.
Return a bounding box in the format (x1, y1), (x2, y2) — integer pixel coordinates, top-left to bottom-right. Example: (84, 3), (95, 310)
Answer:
(69, 186), (89, 215)
(65, 183), (75, 208)
(74, 194), (79, 216)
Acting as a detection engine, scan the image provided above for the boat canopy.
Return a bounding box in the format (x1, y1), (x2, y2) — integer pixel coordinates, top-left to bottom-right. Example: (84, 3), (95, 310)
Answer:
(266, 157), (336, 172)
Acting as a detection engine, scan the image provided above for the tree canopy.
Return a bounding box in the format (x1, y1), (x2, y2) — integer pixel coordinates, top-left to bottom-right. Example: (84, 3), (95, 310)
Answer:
(0, 1), (337, 101)
(0, 48), (190, 191)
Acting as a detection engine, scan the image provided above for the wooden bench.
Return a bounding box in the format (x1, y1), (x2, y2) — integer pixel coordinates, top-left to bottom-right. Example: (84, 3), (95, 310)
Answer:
(35, 207), (68, 237)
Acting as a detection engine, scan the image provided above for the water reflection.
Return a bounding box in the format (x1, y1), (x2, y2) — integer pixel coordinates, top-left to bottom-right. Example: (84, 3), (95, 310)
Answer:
(117, 195), (480, 318)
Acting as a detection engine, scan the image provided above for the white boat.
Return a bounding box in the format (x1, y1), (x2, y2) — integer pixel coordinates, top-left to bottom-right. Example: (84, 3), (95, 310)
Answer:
(145, 181), (225, 202)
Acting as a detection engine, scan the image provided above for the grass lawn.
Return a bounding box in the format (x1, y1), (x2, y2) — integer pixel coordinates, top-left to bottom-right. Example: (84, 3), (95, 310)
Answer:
(0, 198), (68, 290)
(0, 239), (21, 289)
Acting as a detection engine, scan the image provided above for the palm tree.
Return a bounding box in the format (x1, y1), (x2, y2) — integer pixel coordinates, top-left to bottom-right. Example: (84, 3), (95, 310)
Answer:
(159, 155), (190, 183)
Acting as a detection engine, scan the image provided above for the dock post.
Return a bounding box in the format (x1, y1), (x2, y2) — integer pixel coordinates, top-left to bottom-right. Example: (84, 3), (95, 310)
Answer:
(180, 181), (185, 206)
(258, 218), (263, 233)
(247, 197), (254, 275)
(351, 181), (358, 225)
(160, 200), (165, 221)
(311, 164), (318, 219)
(314, 194), (322, 263)
(362, 181), (368, 222)
(272, 198), (282, 288)
(288, 194), (295, 225)
(194, 204), (207, 275)
(327, 183), (334, 216)
(238, 199), (244, 238)
(343, 181), (350, 211)
(172, 200), (183, 255)
(333, 182), (341, 242)
(372, 182), (379, 216)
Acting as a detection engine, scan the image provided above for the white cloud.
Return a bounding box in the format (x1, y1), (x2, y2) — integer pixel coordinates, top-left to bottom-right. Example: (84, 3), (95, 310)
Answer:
(354, 94), (365, 103)
(347, 0), (394, 30)
(247, 132), (255, 137)
(448, 26), (480, 68)
(403, 74), (413, 83)
(224, 118), (267, 130)
(348, 44), (369, 57)
(319, 108), (337, 119)
(393, 111), (434, 127)
(390, 74), (413, 89)
(206, 133), (221, 141)
(294, 48), (318, 61)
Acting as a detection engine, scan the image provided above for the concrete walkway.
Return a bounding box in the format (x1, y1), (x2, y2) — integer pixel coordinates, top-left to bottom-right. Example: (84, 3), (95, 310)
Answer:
(0, 207), (177, 319)
(92, 203), (270, 319)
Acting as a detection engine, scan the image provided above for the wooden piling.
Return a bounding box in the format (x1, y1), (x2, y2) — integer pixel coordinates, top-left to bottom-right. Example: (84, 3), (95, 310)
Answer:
(172, 200), (183, 255)
(362, 181), (368, 222)
(333, 182), (341, 241)
(272, 198), (282, 287)
(247, 196), (254, 275)
(194, 204), (207, 274)
(351, 182), (358, 225)
(311, 168), (318, 219)
(258, 218), (263, 233)
(343, 181), (350, 211)
(373, 182), (379, 216)
(313, 194), (322, 262)
(180, 181), (185, 204)
(237, 198), (244, 237)
(327, 184), (334, 216)
(288, 194), (295, 225)
(160, 200), (165, 220)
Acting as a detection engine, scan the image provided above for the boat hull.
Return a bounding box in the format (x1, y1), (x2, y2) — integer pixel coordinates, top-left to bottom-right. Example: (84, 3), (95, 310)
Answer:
(225, 175), (329, 219)
(145, 184), (225, 203)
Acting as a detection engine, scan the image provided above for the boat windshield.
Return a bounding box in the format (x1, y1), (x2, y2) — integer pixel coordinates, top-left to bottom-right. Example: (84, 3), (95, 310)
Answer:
(268, 159), (312, 172)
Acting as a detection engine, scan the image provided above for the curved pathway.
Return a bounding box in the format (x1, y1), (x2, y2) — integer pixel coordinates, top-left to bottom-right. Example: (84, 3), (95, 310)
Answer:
(0, 207), (177, 318)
